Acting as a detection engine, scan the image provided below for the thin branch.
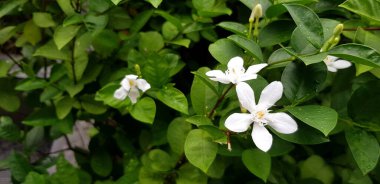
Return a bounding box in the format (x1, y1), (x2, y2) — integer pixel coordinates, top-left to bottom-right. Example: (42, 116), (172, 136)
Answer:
(63, 135), (73, 150)
(208, 84), (234, 119)
(4, 51), (22, 69)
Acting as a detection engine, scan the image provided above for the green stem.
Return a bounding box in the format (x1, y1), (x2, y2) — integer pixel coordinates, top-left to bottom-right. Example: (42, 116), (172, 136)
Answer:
(248, 21), (254, 39)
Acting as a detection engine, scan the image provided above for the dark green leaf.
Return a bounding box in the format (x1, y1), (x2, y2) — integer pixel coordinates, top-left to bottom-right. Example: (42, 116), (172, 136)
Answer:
(9, 152), (32, 182)
(242, 149), (271, 182)
(157, 86), (188, 114)
(217, 22), (248, 36)
(130, 97), (156, 124)
(274, 123), (329, 144)
(228, 34), (263, 61)
(209, 38), (244, 65)
(258, 20), (296, 47)
(299, 155), (334, 184)
(329, 43), (380, 67)
(340, 0), (380, 23)
(91, 149), (113, 177)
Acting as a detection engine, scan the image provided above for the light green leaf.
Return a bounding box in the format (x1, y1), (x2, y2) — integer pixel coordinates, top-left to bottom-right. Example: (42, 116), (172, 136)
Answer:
(23, 108), (73, 127)
(340, 0), (380, 23)
(147, 0), (163, 8)
(54, 25), (81, 50)
(111, 0), (123, 5)
(177, 163), (207, 184)
(139, 31), (164, 52)
(73, 32), (92, 80)
(186, 115), (213, 127)
(55, 96), (74, 120)
(346, 127), (380, 175)
(15, 78), (48, 91)
(192, 0), (232, 17)
(91, 149), (113, 177)
(184, 129), (218, 173)
(328, 43), (380, 67)
(288, 105), (338, 136)
(148, 149), (174, 172)
(57, 0), (75, 16)
(157, 86), (188, 114)
(84, 13), (108, 34)
(167, 118), (192, 154)
(228, 34), (263, 61)
(284, 4), (323, 48)
(217, 22), (248, 36)
(0, 0), (27, 19)
(130, 97), (156, 124)
(23, 172), (47, 184)
(34, 40), (71, 60)
(169, 39), (191, 48)
(258, 20), (296, 47)
(16, 20), (41, 46)
(209, 38), (244, 65)
(0, 26), (16, 44)
(242, 149), (271, 182)
(299, 155), (334, 184)
(33, 12), (56, 28)
(63, 14), (84, 27)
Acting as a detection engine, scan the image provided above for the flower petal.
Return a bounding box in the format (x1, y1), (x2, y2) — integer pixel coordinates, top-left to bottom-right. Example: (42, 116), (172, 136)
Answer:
(325, 55), (338, 62)
(206, 70), (230, 84)
(128, 87), (140, 104)
(258, 81), (283, 110)
(236, 82), (256, 113)
(121, 78), (131, 90)
(266, 112), (297, 134)
(251, 123), (273, 152)
(114, 87), (127, 100)
(327, 66), (337, 72)
(246, 63), (267, 75)
(332, 59), (351, 69)
(136, 79), (151, 92)
(239, 73), (258, 82)
(126, 74), (138, 80)
(225, 113), (253, 133)
(227, 56), (244, 71)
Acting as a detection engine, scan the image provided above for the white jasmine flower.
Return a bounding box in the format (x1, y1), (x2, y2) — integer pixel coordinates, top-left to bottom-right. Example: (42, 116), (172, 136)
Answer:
(225, 82), (298, 152)
(206, 56), (267, 84)
(113, 74), (151, 104)
(323, 55), (351, 72)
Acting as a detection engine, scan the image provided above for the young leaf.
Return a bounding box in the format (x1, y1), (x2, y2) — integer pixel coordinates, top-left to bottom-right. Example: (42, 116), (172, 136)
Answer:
(184, 129), (218, 173)
(157, 86), (188, 114)
(346, 127), (380, 174)
(147, 0), (163, 8)
(242, 149), (271, 182)
(130, 97), (156, 124)
(284, 4), (323, 48)
(288, 105), (338, 136)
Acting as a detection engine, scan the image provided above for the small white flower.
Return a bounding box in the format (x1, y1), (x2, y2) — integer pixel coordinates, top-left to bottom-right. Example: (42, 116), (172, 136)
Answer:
(323, 55), (351, 72)
(113, 74), (151, 104)
(225, 82), (298, 152)
(206, 56), (267, 84)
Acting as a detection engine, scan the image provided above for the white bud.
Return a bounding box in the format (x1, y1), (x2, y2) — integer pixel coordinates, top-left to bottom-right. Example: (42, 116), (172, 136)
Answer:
(249, 4), (263, 21)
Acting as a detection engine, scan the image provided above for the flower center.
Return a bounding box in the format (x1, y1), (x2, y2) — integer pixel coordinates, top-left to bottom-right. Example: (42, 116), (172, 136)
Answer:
(226, 67), (245, 83)
(129, 80), (135, 87)
(253, 110), (268, 126)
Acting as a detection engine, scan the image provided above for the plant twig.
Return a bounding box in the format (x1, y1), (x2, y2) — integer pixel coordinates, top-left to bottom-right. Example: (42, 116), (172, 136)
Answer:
(208, 84), (234, 118)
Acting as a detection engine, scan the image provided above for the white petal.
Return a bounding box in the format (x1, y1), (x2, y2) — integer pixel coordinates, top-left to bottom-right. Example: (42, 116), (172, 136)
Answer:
(227, 56), (244, 71)
(332, 59), (351, 69)
(236, 82), (256, 113)
(136, 79), (151, 92)
(327, 66), (337, 72)
(126, 74), (138, 80)
(266, 112), (297, 134)
(239, 73), (258, 82)
(128, 87), (140, 104)
(206, 70), (230, 84)
(121, 77), (132, 90)
(325, 55), (338, 62)
(258, 81), (283, 110)
(114, 87), (127, 100)
(251, 123), (273, 152)
(225, 113), (253, 132)
(246, 63), (267, 75)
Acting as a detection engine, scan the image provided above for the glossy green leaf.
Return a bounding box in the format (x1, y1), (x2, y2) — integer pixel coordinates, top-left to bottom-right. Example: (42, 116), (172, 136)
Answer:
(228, 34), (263, 61)
(340, 0), (380, 23)
(274, 123), (329, 144)
(209, 38), (244, 65)
(284, 4), (323, 48)
(258, 20), (296, 47)
(177, 163), (207, 184)
(167, 118), (192, 154)
(54, 25), (81, 50)
(346, 127), (380, 174)
(130, 97), (156, 124)
(91, 149), (113, 177)
(267, 47), (294, 68)
(328, 43), (380, 67)
(288, 105), (338, 136)
(184, 129), (218, 173)
(186, 115), (213, 127)
(299, 52), (328, 65)
(217, 22), (248, 36)
(33, 12), (56, 28)
(281, 62), (327, 103)
(34, 41), (71, 60)
(147, 0), (163, 8)
(242, 149), (271, 182)
(139, 31), (164, 52)
(299, 155), (334, 184)
(57, 0), (75, 15)
(157, 86), (188, 114)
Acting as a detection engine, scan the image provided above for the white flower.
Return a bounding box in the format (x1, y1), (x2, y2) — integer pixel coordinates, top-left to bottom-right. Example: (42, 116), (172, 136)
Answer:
(206, 56), (267, 84)
(225, 82), (298, 152)
(323, 55), (351, 72)
(113, 74), (151, 104)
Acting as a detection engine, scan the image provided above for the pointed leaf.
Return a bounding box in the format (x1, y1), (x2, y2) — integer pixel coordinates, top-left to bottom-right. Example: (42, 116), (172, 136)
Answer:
(242, 149), (271, 182)
(130, 97), (156, 124)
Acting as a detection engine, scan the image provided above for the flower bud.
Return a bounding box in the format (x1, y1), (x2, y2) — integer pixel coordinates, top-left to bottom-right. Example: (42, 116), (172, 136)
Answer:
(249, 4), (262, 22)
(134, 64), (141, 77)
(333, 23), (344, 36)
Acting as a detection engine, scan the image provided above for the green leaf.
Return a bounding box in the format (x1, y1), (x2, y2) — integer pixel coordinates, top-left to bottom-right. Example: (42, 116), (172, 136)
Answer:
(111, 0), (123, 5)
(242, 149), (271, 182)
(24, 126), (44, 151)
(177, 163), (207, 184)
(162, 21), (179, 40)
(93, 29), (119, 57)
(169, 39), (191, 48)
(288, 105), (338, 136)
(138, 167), (165, 184)
(91, 149), (113, 177)
(95, 83), (130, 112)
(15, 78), (47, 91)
(167, 118), (192, 154)
(340, 0), (380, 23)
(299, 52), (328, 65)
(299, 155), (334, 184)
(51, 156), (81, 184)
(148, 149), (174, 172)
(16, 20), (41, 46)
(274, 123), (329, 144)
(63, 14), (84, 27)
(139, 31), (164, 52)
(89, 0), (111, 13)
(184, 129), (218, 173)
(328, 43), (380, 67)
(0, 0), (27, 19)
(345, 127), (380, 174)
(157, 86), (188, 114)
(23, 108), (73, 127)
(130, 10), (154, 34)
(190, 67), (218, 115)
(209, 38), (244, 65)
(281, 62), (327, 103)
(9, 152), (33, 182)
(54, 25), (81, 50)
(84, 13), (108, 34)
(34, 41), (71, 60)
(0, 26), (17, 44)
(147, 0), (163, 8)
(186, 115), (213, 127)
(217, 22), (248, 36)
(33, 12), (56, 28)
(23, 172), (47, 184)
(258, 20), (296, 47)
(81, 95), (107, 115)
(73, 32), (92, 80)
(0, 79), (20, 112)
(192, 0), (232, 17)
(284, 4), (323, 48)
(130, 97), (156, 124)
(0, 116), (22, 141)
(55, 96), (74, 119)
(57, 0), (75, 15)
(267, 47), (294, 68)
(228, 34), (263, 62)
